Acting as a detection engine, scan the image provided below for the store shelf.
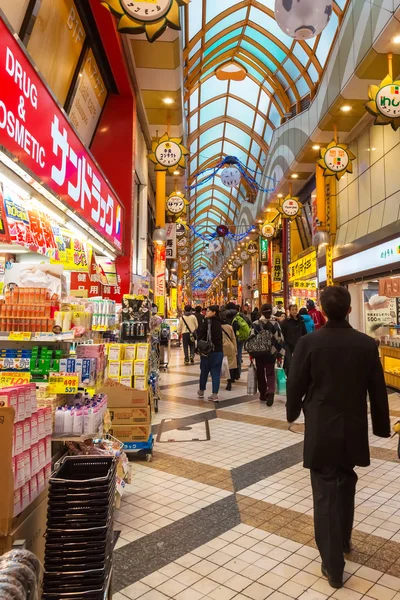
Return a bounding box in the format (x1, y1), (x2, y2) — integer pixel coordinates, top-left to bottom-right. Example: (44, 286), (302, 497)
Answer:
(381, 345), (400, 390)
(51, 431), (102, 442)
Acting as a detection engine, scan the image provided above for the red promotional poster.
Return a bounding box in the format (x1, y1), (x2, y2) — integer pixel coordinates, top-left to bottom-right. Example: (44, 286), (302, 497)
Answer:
(3, 193), (57, 254)
(0, 16), (123, 252)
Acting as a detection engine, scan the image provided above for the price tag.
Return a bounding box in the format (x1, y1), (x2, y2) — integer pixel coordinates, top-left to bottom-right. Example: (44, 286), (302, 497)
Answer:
(0, 372), (31, 388)
(8, 332), (32, 341)
(49, 373), (79, 394)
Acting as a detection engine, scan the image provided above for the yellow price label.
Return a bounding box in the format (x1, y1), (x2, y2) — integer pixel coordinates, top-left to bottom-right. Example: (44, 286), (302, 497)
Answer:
(48, 373), (79, 395)
(8, 332), (32, 341)
(0, 372), (31, 388)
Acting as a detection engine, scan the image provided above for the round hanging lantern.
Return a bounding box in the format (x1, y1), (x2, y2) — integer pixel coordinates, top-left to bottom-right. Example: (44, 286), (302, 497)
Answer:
(216, 225), (229, 237)
(274, 0), (333, 40)
(220, 166), (241, 188)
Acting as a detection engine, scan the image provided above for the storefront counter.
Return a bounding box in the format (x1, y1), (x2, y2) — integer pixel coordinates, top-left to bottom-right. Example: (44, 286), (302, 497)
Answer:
(381, 345), (400, 390)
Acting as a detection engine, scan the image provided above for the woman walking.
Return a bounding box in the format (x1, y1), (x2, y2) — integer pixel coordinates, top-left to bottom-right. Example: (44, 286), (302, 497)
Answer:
(197, 306), (224, 401)
(221, 314), (238, 391)
(250, 303), (285, 406)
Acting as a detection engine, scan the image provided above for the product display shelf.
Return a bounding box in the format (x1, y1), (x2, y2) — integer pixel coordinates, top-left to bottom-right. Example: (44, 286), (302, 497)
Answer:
(381, 345), (400, 390)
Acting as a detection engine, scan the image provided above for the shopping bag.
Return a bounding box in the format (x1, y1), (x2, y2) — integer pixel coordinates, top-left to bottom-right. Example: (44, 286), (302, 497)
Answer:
(221, 356), (230, 379)
(247, 361), (258, 395)
(276, 366), (287, 395)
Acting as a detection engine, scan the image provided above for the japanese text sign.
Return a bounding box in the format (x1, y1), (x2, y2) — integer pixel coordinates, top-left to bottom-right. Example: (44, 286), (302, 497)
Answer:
(273, 253), (282, 283)
(289, 250), (317, 283)
(0, 16), (123, 252)
(259, 237), (268, 262)
(48, 372), (79, 394)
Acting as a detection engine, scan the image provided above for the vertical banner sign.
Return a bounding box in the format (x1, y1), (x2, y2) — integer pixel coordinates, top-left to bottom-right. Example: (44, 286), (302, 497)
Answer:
(259, 238), (268, 262)
(154, 245), (166, 315)
(273, 253), (282, 283)
(0, 16), (123, 252)
(165, 222), (176, 259)
(170, 287), (178, 313)
(260, 273), (269, 295)
(326, 244), (334, 286)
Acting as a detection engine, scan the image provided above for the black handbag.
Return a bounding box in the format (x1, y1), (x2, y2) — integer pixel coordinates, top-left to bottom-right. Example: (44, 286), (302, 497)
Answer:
(197, 319), (214, 357)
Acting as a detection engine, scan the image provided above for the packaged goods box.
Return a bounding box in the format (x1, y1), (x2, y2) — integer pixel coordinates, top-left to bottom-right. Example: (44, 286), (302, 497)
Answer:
(109, 424), (151, 443)
(109, 407), (151, 425)
(99, 380), (149, 408)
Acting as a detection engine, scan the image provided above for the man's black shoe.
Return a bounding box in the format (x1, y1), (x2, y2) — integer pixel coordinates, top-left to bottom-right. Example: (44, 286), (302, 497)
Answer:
(343, 540), (352, 554)
(266, 393), (274, 406)
(321, 564), (343, 589)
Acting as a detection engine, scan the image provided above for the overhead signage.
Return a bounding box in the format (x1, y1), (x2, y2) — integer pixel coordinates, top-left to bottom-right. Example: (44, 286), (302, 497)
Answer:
(48, 372), (79, 395)
(291, 280), (317, 290)
(317, 140), (355, 180)
(261, 273), (269, 295)
(278, 195), (301, 219)
(289, 250), (317, 282)
(380, 277), (400, 298)
(261, 223), (275, 238)
(166, 192), (187, 215)
(165, 222), (176, 259)
(154, 244), (166, 315)
(176, 223), (186, 238)
(273, 253), (282, 282)
(259, 237), (268, 262)
(247, 240), (258, 255)
(148, 133), (188, 175)
(0, 17), (123, 252)
(366, 75), (400, 131)
(334, 236), (400, 280)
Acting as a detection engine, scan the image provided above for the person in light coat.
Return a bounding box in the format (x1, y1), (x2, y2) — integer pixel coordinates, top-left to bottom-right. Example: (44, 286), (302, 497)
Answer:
(221, 318), (238, 391)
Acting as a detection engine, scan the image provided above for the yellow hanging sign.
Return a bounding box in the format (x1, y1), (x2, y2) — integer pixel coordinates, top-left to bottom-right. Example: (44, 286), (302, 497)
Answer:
(289, 251), (317, 282)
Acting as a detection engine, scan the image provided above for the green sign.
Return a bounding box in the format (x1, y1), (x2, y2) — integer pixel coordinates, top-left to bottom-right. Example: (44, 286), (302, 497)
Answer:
(259, 238), (268, 263)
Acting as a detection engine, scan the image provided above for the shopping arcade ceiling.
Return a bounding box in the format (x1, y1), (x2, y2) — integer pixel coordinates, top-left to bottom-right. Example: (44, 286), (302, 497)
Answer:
(183, 0), (349, 271)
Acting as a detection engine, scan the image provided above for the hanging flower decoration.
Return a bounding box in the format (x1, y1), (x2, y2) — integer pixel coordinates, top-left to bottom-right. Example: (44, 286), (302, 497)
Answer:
(365, 74), (400, 131)
(278, 195), (301, 220)
(187, 156), (275, 195)
(101, 0), (189, 43)
(148, 133), (189, 176)
(317, 140), (355, 180)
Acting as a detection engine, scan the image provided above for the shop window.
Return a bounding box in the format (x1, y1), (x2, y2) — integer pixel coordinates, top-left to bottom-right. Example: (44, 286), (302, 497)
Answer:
(25, 0), (86, 106)
(68, 47), (107, 146)
(0, 0), (30, 33)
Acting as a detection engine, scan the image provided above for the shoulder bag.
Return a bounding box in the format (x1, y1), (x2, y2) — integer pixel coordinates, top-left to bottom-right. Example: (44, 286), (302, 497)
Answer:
(182, 316), (197, 343)
(197, 319), (215, 357)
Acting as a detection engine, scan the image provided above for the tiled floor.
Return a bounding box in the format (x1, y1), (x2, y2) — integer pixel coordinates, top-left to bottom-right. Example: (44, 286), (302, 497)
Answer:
(113, 349), (400, 599)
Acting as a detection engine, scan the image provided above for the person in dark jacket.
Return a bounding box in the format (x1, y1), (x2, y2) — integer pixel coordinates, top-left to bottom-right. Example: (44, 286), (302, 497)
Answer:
(287, 286), (390, 590)
(197, 306), (224, 402)
(280, 304), (307, 375)
(194, 305), (204, 330)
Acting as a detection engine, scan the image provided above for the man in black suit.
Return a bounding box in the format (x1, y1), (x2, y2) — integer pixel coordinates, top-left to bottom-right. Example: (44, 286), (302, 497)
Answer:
(287, 286), (390, 589)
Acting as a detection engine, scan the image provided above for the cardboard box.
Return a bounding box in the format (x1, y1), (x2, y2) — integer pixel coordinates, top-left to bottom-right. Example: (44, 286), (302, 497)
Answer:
(99, 380), (149, 408)
(109, 424), (151, 443)
(109, 407), (151, 425)
(0, 492), (48, 562)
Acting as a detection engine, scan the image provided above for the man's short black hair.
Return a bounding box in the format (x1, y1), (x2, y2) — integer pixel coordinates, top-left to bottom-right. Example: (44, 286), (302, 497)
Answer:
(320, 286), (351, 320)
(195, 306), (202, 312)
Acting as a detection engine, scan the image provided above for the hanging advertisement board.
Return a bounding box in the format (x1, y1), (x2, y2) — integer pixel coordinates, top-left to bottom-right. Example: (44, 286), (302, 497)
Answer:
(165, 222), (176, 259)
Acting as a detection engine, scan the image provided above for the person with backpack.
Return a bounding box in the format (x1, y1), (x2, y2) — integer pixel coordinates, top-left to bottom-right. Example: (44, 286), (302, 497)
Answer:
(177, 305), (198, 365)
(247, 303), (285, 406)
(223, 303), (251, 379)
(299, 307), (315, 334)
(307, 299), (326, 330)
(197, 306), (224, 401)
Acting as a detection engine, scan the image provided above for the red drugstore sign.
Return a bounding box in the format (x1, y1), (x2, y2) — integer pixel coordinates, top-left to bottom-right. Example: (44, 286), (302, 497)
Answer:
(0, 16), (123, 252)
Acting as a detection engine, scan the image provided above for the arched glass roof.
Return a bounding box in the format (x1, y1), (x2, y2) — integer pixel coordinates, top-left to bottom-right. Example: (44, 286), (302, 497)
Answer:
(183, 0), (349, 268)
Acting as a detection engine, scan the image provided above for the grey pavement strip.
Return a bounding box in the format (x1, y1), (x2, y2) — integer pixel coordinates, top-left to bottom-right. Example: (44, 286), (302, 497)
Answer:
(113, 495), (240, 593)
(160, 379), (199, 390)
(231, 440), (304, 492)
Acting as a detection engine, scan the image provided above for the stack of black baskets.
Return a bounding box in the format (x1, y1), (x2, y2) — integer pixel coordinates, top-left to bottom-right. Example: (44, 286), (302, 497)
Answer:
(42, 456), (116, 600)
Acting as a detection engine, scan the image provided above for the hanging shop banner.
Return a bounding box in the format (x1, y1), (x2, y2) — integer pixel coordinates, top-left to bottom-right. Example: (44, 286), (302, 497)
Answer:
(273, 253), (282, 283)
(278, 195), (301, 220)
(261, 223), (275, 239)
(259, 238), (268, 263)
(326, 244), (334, 286)
(291, 279), (317, 291)
(165, 223), (176, 259)
(379, 278), (400, 298)
(101, 0), (188, 42)
(70, 262), (122, 301)
(289, 250), (317, 282)
(148, 133), (188, 175)
(49, 227), (91, 272)
(0, 186), (10, 243)
(317, 140), (355, 181)
(247, 240), (258, 255)
(0, 17), (123, 252)
(261, 273), (269, 295)
(154, 244), (166, 315)
(366, 75), (400, 132)
(166, 192), (188, 216)
(170, 287), (178, 313)
(95, 256), (117, 286)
